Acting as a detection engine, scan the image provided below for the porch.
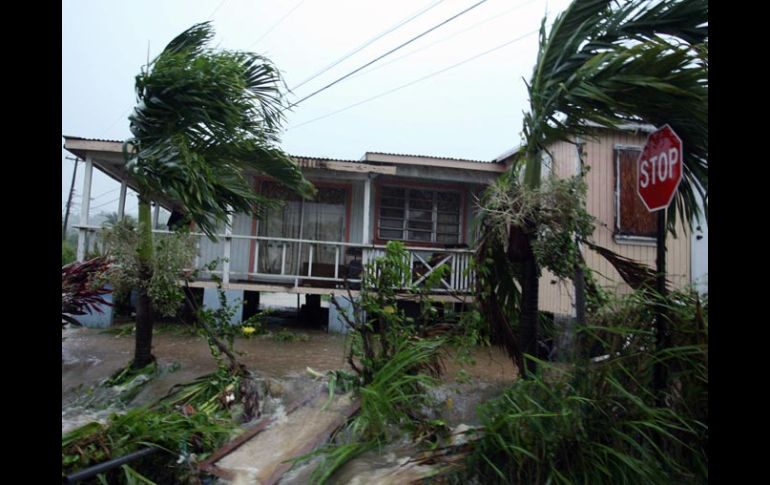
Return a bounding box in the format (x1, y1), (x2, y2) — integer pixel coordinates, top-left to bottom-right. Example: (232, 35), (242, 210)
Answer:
(74, 225), (477, 302)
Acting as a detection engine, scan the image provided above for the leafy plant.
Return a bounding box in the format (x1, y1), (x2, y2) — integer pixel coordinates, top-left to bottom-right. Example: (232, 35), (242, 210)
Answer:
(305, 242), (451, 482)
(62, 406), (235, 484)
(333, 240), (449, 384)
(62, 257), (113, 326)
(62, 240), (76, 266)
(121, 20), (315, 369)
(306, 339), (446, 484)
(475, 0), (708, 376)
(460, 289), (708, 484)
(101, 218), (196, 318)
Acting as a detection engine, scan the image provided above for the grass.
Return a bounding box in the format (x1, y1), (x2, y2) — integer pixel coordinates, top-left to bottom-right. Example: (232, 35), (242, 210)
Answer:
(267, 328), (310, 342)
(460, 289), (708, 484)
(62, 406), (235, 483)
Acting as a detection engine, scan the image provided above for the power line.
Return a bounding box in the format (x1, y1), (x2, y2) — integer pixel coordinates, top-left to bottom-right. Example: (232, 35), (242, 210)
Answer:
(288, 28), (538, 130)
(91, 187), (121, 201)
(291, 0), (448, 91)
(247, 0), (307, 50)
(346, 0), (540, 83)
(287, 0), (491, 110)
(91, 196), (121, 211)
(97, 107), (132, 140)
(207, 0), (228, 20)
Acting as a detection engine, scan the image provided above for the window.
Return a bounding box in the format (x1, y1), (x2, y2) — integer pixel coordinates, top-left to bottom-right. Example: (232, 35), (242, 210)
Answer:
(378, 186), (462, 244)
(258, 181), (347, 274)
(615, 147), (657, 239)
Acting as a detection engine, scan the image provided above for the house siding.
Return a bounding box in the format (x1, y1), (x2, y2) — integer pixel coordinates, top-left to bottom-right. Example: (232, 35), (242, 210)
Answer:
(539, 131), (692, 316)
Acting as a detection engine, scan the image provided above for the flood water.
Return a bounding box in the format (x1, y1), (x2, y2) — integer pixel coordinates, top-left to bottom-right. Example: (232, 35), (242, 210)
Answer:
(62, 323), (519, 481)
(62, 325), (517, 399)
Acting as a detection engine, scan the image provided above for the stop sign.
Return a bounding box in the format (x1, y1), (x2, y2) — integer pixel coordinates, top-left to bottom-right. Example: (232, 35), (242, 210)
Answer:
(637, 124), (683, 212)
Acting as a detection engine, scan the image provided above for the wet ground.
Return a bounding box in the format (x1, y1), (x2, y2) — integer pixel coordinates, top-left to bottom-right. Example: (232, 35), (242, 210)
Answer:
(62, 325), (517, 400)
(62, 323), (518, 482)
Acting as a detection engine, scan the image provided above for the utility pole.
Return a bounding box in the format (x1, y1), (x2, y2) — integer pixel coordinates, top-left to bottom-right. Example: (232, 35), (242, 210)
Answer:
(63, 156), (80, 240)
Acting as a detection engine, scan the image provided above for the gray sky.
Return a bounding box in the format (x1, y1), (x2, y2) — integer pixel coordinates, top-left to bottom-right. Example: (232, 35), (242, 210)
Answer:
(62, 0), (572, 220)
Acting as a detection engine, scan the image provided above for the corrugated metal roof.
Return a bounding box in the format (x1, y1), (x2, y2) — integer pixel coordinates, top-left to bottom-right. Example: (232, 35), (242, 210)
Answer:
(493, 145), (523, 163)
(63, 135), (124, 143)
(290, 155), (360, 165)
(582, 120), (657, 133)
(365, 151), (495, 164)
(62, 136), (503, 165)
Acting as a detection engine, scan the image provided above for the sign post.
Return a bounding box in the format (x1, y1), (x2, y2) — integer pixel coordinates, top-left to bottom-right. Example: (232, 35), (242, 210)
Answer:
(636, 124), (683, 406)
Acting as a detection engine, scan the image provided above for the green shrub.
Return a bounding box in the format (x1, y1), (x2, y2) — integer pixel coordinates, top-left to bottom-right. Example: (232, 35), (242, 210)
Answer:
(464, 290), (708, 484)
(62, 240), (76, 266)
(62, 406), (234, 483)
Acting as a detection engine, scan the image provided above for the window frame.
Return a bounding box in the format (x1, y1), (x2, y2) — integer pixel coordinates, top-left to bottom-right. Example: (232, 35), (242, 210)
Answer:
(375, 181), (465, 247)
(614, 144), (657, 245)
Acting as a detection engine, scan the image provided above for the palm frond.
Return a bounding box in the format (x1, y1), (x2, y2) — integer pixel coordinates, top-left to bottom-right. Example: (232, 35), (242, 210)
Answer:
(584, 241), (667, 292)
(525, 0), (707, 229)
(125, 22), (314, 239)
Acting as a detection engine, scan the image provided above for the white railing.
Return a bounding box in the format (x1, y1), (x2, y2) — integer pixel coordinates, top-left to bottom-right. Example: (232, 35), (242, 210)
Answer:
(74, 225), (476, 293)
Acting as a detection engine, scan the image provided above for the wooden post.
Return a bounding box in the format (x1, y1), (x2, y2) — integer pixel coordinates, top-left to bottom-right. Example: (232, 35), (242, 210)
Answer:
(117, 181), (127, 220)
(223, 213), (233, 285)
(63, 156), (79, 240)
(362, 176), (371, 243)
(152, 202), (160, 229)
(76, 155), (93, 261)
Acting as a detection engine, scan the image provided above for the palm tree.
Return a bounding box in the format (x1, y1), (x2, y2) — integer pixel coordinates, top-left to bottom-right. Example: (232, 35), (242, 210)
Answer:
(477, 0), (708, 377)
(124, 22), (315, 369)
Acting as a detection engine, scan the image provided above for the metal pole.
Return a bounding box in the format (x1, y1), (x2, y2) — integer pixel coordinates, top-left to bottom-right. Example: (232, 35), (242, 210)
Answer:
(63, 447), (159, 483)
(654, 209), (669, 407)
(63, 156), (79, 240)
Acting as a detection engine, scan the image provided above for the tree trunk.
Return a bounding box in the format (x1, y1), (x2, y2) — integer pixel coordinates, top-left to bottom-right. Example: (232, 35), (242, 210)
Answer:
(133, 198), (156, 369)
(519, 241), (539, 378)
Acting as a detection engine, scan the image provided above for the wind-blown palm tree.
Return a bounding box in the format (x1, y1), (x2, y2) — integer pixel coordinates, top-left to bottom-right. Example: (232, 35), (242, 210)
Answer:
(477, 0), (708, 376)
(124, 22), (315, 369)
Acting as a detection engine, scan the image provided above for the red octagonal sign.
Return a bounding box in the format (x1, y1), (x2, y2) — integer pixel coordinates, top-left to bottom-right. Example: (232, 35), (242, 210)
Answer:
(637, 124), (683, 212)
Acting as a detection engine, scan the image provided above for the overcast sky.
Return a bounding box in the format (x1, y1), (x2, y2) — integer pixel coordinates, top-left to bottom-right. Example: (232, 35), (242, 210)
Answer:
(62, 0), (572, 220)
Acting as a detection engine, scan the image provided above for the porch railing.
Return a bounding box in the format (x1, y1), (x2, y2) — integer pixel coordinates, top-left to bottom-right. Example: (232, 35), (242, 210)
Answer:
(74, 225), (476, 293)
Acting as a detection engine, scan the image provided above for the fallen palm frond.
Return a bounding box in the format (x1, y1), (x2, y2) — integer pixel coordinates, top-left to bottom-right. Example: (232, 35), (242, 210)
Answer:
(62, 406), (235, 484)
(585, 240), (667, 291)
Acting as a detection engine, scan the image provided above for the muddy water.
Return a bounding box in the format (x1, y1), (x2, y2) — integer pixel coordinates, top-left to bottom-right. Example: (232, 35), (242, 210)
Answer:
(63, 326), (516, 396)
(62, 325), (517, 439)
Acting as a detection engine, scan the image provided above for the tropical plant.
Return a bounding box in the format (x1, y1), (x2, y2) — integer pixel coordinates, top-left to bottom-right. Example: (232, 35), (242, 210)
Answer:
(477, 0), (708, 376)
(461, 289), (708, 484)
(102, 218), (197, 320)
(122, 21), (314, 368)
(62, 405), (235, 484)
(62, 240), (76, 266)
(62, 257), (112, 326)
(306, 338), (445, 484)
(303, 242), (451, 483)
(332, 240), (448, 384)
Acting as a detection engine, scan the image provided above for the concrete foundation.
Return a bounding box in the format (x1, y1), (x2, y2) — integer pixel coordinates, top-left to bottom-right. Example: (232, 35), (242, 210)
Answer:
(72, 286), (114, 328)
(328, 296), (354, 334)
(202, 288), (245, 325)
